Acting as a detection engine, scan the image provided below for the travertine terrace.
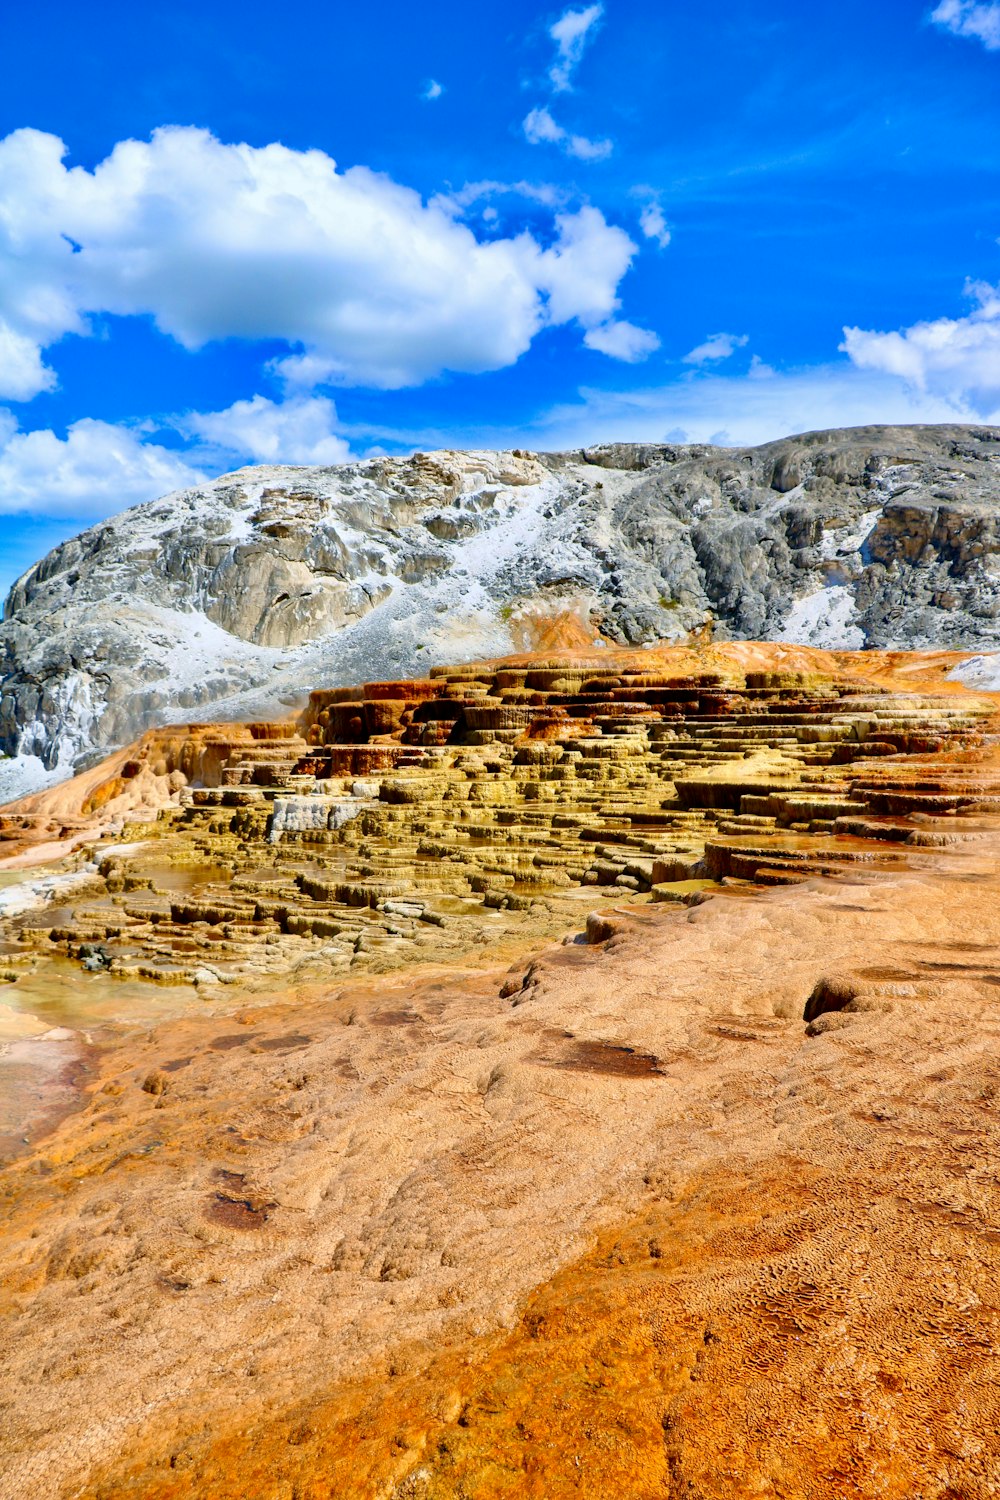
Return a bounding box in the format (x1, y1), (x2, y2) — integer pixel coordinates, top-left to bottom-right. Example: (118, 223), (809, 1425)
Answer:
(3, 642), (1000, 1498)
(2, 641), (998, 996)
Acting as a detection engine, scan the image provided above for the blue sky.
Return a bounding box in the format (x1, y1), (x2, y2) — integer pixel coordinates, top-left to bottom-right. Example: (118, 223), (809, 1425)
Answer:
(2, 0), (1000, 599)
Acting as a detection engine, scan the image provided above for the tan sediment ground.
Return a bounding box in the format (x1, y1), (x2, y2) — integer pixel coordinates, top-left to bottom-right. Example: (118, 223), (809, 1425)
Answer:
(2, 645), (1000, 1497)
(2, 850), (1000, 1495)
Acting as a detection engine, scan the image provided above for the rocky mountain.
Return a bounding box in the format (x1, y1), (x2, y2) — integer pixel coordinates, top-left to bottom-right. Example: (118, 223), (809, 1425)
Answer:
(4, 422), (1000, 800)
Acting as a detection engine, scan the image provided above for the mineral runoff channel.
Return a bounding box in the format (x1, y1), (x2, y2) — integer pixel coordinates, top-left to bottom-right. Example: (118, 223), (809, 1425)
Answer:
(3, 640), (1000, 1496)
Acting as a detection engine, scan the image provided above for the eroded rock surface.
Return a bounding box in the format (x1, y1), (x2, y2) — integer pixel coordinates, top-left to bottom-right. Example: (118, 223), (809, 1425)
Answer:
(3, 642), (998, 1001)
(6, 425), (1000, 795)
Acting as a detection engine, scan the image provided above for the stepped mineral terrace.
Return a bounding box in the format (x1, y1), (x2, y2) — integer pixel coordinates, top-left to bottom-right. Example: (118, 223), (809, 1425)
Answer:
(2, 642), (999, 995)
(4, 641), (1000, 1497)
(9, 425), (1000, 805)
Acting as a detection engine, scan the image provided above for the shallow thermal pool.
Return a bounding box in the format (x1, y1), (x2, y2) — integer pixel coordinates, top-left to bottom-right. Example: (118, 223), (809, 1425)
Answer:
(0, 861), (240, 1161)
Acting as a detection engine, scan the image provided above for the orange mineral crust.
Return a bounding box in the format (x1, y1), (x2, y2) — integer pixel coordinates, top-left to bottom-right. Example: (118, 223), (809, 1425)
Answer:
(5, 866), (1000, 1497)
(1, 643), (1000, 1497)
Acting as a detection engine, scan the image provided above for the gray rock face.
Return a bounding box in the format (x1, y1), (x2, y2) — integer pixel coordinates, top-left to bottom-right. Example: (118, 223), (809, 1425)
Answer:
(3, 424), (1000, 793)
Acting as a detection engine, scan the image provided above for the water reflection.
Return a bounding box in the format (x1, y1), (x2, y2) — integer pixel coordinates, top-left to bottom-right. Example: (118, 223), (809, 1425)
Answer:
(0, 859), (242, 1162)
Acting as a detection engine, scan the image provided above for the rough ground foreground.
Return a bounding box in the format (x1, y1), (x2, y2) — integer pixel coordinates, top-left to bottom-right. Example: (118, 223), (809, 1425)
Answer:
(2, 643), (1000, 1497)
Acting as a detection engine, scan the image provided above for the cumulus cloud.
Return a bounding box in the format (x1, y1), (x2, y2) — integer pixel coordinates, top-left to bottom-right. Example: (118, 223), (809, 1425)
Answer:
(583, 319), (660, 362)
(842, 280), (1000, 410)
(271, 204), (644, 377)
(0, 320), (57, 401)
(930, 0), (1000, 49)
(0, 390), (360, 526)
(0, 125), (643, 400)
(683, 332), (750, 365)
(638, 201), (671, 250)
(533, 205), (652, 347)
(548, 4), (603, 91)
(422, 79), (444, 100)
(182, 394), (352, 465)
(522, 106), (612, 161)
(0, 413), (205, 518)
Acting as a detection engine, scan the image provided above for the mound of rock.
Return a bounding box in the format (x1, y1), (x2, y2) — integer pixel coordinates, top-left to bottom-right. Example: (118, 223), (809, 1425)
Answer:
(4, 424), (1000, 796)
(3, 641), (998, 993)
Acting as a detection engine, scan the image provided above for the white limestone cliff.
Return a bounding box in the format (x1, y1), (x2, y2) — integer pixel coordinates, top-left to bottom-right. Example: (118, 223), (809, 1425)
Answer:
(5, 425), (1000, 801)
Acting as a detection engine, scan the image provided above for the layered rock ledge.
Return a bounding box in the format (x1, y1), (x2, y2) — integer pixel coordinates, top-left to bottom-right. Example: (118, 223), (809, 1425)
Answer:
(6, 425), (1000, 798)
(2, 640), (998, 998)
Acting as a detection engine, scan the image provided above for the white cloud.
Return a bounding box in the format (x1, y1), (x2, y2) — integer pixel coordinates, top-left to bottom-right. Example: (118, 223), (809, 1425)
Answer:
(319, 354), (994, 456)
(583, 319), (660, 362)
(0, 319), (57, 400)
(270, 203), (639, 369)
(0, 392), (359, 525)
(930, 0), (1000, 49)
(534, 205), (638, 327)
(182, 394), (352, 465)
(548, 4), (603, 91)
(842, 280), (1000, 410)
(523, 106), (612, 161)
(523, 106), (567, 146)
(0, 125), (641, 399)
(526, 363), (993, 452)
(0, 414), (205, 518)
(435, 179), (566, 211)
(422, 79), (444, 100)
(683, 332), (750, 365)
(638, 201), (671, 250)
(523, 9), (612, 167)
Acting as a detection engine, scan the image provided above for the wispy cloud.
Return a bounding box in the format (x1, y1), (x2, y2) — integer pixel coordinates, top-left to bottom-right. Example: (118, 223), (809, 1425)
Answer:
(638, 199), (671, 249)
(421, 79), (444, 100)
(522, 6), (612, 163)
(352, 356), (991, 454)
(548, 4), (603, 91)
(930, 0), (1000, 50)
(523, 105), (612, 161)
(434, 179), (567, 213)
(524, 363), (993, 452)
(683, 332), (750, 365)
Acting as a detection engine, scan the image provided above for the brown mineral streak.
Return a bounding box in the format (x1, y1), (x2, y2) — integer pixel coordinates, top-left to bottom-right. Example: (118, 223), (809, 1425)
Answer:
(2, 642), (1000, 1498)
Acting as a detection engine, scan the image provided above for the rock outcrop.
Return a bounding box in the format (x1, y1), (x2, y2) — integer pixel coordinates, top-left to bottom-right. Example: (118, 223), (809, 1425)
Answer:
(2, 642), (997, 996)
(5, 424), (1000, 797)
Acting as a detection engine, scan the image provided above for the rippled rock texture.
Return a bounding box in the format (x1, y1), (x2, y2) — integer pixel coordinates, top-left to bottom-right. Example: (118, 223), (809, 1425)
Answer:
(2, 641), (997, 996)
(5, 424), (1000, 794)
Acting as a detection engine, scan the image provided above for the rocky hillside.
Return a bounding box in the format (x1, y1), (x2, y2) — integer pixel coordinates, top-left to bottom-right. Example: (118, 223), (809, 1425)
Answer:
(4, 423), (1000, 798)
